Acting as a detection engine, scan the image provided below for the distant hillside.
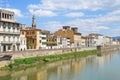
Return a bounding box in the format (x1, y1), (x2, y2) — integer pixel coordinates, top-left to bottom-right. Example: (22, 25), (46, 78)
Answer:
(112, 36), (120, 40)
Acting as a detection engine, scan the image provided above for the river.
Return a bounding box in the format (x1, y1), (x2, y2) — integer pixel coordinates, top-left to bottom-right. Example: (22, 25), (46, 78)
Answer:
(0, 51), (120, 80)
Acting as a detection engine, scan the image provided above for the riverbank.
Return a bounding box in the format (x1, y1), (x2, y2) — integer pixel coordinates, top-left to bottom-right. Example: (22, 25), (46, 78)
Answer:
(6, 50), (98, 70)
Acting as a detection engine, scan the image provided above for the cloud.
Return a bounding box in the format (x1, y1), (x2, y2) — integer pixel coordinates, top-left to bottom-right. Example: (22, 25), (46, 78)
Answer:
(27, 0), (120, 18)
(5, 8), (24, 18)
(108, 9), (120, 16)
(65, 12), (84, 18)
(41, 9), (120, 36)
(27, 0), (119, 11)
(42, 21), (63, 32)
(29, 9), (57, 17)
(27, 0), (120, 36)
(105, 26), (120, 36)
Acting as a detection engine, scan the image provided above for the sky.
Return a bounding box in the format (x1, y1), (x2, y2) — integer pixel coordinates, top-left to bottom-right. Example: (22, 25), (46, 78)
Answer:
(0, 0), (120, 37)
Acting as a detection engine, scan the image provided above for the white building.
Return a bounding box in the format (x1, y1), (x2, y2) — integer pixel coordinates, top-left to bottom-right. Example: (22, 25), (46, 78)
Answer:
(112, 40), (120, 45)
(81, 36), (86, 47)
(40, 32), (47, 48)
(86, 33), (112, 47)
(62, 37), (70, 48)
(0, 9), (20, 52)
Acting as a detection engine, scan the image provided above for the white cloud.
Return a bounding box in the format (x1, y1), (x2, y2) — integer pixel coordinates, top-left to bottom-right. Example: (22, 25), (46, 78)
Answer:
(65, 12), (84, 18)
(111, 0), (120, 8)
(27, 0), (120, 17)
(41, 9), (120, 36)
(105, 26), (120, 36)
(5, 8), (23, 18)
(27, 0), (118, 12)
(29, 9), (57, 17)
(27, 0), (120, 36)
(42, 21), (63, 32)
(108, 9), (120, 16)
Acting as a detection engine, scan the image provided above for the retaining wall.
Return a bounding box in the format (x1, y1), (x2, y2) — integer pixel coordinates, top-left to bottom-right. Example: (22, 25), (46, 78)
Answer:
(11, 47), (96, 60)
(97, 45), (120, 53)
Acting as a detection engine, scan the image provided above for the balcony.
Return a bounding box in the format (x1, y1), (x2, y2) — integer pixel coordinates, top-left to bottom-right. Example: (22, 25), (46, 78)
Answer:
(1, 41), (13, 44)
(0, 31), (20, 35)
(1, 41), (20, 44)
(41, 35), (46, 37)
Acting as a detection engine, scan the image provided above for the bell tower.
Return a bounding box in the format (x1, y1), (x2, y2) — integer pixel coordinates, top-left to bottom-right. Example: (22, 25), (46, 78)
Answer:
(32, 15), (36, 28)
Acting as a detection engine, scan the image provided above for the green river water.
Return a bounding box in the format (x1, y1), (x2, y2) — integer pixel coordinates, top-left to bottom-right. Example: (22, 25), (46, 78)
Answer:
(0, 51), (120, 80)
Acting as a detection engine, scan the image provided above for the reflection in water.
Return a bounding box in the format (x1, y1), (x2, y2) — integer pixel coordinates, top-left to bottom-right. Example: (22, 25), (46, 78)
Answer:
(0, 51), (120, 80)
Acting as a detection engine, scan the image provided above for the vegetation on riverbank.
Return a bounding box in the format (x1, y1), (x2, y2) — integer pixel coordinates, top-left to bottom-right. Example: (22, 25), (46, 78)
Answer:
(8, 50), (98, 69)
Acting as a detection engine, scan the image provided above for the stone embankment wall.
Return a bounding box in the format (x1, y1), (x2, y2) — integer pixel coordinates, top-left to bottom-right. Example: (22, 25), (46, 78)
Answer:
(11, 47), (96, 60)
(0, 47), (96, 68)
(97, 45), (120, 53)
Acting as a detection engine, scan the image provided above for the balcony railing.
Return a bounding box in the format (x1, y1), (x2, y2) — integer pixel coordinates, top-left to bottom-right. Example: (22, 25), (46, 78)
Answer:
(1, 41), (20, 44)
(1, 41), (13, 44)
(0, 31), (20, 35)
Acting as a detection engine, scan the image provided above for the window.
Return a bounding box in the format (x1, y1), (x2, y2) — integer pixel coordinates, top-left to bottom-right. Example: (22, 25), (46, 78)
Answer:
(42, 37), (46, 39)
(13, 24), (15, 32)
(8, 45), (11, 50)
(33, 40), (34, 43)
(3, 36), (5, 41)
(17, 27), (19, 30)
(0, 22), (2, 27)
(17, 24), (19, 30)
(42, 42), (46, 45)
(22, 31), (24, 35)
(13, 27), (15, 29)
(39, 40), (41, 43)
(3, 23), (6, 32)
(32, 31), (35, 34)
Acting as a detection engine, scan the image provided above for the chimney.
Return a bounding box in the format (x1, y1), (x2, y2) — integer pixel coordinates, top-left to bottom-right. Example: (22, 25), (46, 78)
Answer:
(71, 27), (78, 33)
(63, 26), (70, 30)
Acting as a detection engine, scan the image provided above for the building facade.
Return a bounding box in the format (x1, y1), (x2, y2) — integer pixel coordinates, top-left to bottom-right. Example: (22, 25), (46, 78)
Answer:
(54, 26), (74, 44)
(19, 24), (27, 51)
(0, 9), (20, 52)
(81, 36), (86, 47)
(54, 26), (82, 47)
(21, 15), (47, 50)
(86, 33), (112, 47)
(71, 27), (82, 47)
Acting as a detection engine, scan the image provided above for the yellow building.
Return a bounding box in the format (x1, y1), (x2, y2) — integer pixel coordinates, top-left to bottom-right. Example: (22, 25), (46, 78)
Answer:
(20, 15), (46, 50)
(25, 28), (41, 49)
(19, 24), (27, 51)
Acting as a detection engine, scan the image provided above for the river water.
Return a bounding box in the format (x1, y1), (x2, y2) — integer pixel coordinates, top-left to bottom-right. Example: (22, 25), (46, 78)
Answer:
(0, 51), (120, 80)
